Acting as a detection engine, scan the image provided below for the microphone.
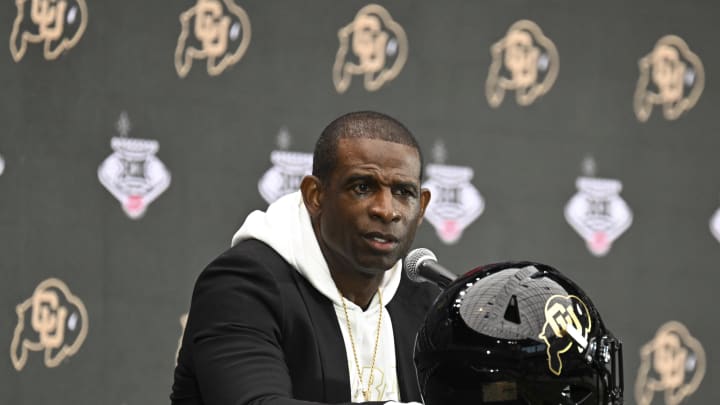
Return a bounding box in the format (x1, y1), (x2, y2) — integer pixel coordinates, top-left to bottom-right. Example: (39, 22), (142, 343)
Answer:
(403, 248), (457, 289)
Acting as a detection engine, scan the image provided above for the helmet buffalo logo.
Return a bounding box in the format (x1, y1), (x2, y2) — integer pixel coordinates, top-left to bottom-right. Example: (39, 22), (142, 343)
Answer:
(174, 0), (251, 78)
(10, 0), (88, 62)
(634, 35), (704, 122)
(486, 20), (559, 108)
(539, 294), (591, 376)
(635, 321), (705, 405)
(10, 278), (89, 370)
(333, 4), (408, 93)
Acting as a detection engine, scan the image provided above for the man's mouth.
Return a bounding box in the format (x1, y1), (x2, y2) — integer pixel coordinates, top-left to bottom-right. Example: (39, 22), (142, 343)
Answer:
(364, 232), (399, 252)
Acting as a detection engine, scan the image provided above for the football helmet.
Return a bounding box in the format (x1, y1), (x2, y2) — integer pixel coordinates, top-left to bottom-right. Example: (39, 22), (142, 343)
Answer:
(415, 261), (623, 405)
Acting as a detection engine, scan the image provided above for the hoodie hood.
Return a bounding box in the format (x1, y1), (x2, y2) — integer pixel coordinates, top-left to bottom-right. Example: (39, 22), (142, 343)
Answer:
(231, 191), (402, 306)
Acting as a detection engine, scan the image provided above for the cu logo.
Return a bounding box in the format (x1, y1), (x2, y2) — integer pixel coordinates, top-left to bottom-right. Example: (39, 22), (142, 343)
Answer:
(538, 295), (591, 376)
(10, 0), (88, 61)
(175, 0), (251, 78)
(333, 4), (408, 93)
(635, 321), (705, 405)
(634, 35), (704, 122)
(10, 278), (89, 370)
(486, 20), (559, 108)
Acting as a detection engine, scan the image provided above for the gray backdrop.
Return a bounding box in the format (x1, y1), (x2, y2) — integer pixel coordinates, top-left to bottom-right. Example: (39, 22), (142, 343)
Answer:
(0, 1), (717, 404)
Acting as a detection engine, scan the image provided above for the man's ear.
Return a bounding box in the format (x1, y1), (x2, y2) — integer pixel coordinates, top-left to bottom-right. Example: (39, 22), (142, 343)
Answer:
(300, 175), (323, 217)
(417, 188), (431, 225)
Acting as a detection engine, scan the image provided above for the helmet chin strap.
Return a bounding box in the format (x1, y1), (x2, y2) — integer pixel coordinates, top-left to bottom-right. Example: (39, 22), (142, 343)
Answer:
(607, 336), (624, 405)
(583, 333), (624, 405)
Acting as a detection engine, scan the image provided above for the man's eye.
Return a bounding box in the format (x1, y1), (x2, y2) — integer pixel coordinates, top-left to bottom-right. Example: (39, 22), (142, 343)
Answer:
(394, 187), (416, 198)
(353, 183), (370, 193)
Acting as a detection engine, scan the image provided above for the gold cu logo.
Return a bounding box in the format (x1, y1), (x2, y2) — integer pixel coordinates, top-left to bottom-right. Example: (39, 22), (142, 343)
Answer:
(10, 278), (89, 371)
(175, 0), (251, 78)
(634, 35), (704, 122)
(333, 4), (408, 94)
(9, 0), (88, 62)
(486, 20), (559, 108)
(538, 294), (591, 376)
(635, 321), (706, 405)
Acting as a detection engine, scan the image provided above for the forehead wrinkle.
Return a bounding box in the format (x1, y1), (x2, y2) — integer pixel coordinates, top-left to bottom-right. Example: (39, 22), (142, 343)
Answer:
(324, 137), (422, 188)
(343, 166), (419, 187)
(337, 137), (420, 161)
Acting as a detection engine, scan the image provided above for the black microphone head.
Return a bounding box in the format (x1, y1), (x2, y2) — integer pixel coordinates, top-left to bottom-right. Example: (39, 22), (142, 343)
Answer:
(403, 248), (437, 282)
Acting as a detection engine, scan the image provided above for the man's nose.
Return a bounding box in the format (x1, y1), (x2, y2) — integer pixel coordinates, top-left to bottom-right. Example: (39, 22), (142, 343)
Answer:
(369, 188), (400, 223)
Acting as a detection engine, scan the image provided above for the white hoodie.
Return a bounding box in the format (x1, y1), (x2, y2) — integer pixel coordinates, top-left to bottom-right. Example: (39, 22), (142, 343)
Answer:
(232, 191), (417, 404)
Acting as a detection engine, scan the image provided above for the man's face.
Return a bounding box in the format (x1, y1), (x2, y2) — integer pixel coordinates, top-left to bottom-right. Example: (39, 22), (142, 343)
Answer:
(314, 138), (429, 276)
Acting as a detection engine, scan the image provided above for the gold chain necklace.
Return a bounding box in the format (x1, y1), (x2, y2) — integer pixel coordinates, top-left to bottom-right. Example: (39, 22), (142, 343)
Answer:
(339, 288), (383, 401)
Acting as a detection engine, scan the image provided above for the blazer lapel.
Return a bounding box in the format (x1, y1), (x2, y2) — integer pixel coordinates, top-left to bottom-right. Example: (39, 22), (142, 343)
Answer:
(293, 271), (351, 403)
(388, 297), (423, 402)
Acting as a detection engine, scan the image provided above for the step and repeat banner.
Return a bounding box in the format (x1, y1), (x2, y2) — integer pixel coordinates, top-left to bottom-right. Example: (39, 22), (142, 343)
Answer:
(0, 0), (718, 404)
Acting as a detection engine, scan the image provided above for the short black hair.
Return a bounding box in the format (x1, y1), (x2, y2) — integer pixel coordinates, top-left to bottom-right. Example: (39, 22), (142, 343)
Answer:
(312, 111), (423, 183)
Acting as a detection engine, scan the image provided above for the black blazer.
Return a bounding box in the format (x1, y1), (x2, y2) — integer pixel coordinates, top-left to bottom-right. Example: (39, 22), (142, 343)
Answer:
(171, 239), (439, 405)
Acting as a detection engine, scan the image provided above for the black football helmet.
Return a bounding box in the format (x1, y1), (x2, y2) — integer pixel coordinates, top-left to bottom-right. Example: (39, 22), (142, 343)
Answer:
(414, 262), (623, 405)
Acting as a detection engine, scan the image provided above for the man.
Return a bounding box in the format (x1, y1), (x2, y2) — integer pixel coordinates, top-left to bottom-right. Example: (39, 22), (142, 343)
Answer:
(171, 111), (438, 405)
